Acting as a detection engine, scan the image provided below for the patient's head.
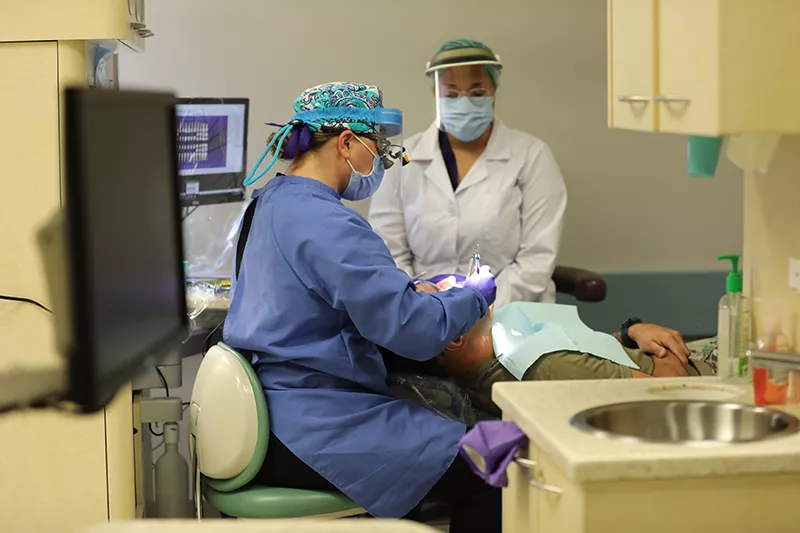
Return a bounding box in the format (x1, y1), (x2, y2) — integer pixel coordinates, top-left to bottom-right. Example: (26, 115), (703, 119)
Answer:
(437, 307), (494, 376)
(415, 280), (495, 376)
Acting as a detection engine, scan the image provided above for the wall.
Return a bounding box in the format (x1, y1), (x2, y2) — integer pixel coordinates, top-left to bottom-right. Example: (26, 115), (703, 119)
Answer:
(118, 0), (743, 276)
(0, 40), (134, 532)
(743, 137), (800, 350)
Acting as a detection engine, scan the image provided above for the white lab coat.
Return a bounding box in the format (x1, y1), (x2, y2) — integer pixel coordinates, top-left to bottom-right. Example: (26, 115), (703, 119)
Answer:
(369, 120), (567, 307)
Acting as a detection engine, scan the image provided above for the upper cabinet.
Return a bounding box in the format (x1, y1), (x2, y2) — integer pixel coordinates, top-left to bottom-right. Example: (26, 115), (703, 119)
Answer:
(608, 0), (656, 131)
(608, 0), (800, 136)
(0, 0), (144, 47)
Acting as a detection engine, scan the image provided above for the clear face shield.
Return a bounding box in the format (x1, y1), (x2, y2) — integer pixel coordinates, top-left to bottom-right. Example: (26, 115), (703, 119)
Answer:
(425, 48), (503, 139)
(356, 108), (407, 198)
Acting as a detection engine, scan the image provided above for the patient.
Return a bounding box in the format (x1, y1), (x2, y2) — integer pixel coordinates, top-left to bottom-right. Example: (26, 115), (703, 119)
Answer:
(392, 280), (715, 418)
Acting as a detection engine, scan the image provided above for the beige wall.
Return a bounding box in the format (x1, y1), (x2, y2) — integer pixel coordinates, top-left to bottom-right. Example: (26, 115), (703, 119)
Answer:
(743, 137), (800, 350)
(118, 0), (742, 272)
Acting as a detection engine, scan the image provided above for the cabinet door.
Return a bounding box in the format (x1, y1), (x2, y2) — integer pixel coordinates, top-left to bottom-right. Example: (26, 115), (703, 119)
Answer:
(658, 0), (720, 134)
(535, 452), (586, 533)
(503, 444), (536, 533)
(0, 0), (129, 42)
(609, 0), (656, 131)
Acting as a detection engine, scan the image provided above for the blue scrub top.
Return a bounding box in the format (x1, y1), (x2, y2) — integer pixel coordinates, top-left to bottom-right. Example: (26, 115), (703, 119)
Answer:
(224, 175), (488, 518)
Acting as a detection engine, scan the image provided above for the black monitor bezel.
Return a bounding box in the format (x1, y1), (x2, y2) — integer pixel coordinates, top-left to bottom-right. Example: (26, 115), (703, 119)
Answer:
(64, 88), (189, 412)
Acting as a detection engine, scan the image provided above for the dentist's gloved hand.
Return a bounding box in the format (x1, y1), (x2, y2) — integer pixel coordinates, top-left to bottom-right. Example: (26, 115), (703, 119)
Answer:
(463, 265), (497, 307)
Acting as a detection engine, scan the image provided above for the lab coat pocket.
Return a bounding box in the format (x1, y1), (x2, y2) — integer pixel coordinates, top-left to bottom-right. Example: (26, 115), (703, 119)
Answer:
(481, 186), (522, 258)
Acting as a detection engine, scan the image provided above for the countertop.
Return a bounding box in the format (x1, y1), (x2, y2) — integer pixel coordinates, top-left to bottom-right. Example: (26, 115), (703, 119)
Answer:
(493, 377), (800, 483)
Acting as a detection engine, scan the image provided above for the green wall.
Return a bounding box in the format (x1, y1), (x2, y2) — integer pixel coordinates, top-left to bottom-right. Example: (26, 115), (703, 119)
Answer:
(556, 271), (727, 340)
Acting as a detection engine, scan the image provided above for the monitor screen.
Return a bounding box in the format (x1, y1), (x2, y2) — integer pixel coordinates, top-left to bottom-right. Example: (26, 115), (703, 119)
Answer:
(64, 89), (188, 411)
(176, 98), (249, 206)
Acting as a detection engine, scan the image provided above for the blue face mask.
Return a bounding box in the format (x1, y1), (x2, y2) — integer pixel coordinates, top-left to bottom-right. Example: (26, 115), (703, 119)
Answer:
(440, 96), (494, 142)
(343, 137), (385, 201)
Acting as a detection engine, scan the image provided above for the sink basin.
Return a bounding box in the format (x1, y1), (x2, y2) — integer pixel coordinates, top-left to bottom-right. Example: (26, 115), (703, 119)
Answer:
(570, 400), (800, 444)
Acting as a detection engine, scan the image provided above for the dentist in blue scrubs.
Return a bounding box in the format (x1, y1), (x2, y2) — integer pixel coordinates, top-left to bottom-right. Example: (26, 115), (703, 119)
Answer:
(224, 82), (501, 532)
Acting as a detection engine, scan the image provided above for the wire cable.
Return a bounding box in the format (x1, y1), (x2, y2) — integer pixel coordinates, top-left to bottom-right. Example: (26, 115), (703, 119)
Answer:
(149, 422), (164, 437)
(155, 366), (170, 397)
(202, 320), (225, 356)
(0, 295), (52, 314)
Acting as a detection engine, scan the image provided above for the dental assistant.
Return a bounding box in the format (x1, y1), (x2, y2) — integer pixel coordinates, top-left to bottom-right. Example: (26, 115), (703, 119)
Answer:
(369, 39), (568, 307)
(223, 82), (500, 532)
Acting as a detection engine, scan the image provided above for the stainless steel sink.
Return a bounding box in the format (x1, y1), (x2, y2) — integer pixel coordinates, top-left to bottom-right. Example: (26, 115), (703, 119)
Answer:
(570, 400), (800, 444)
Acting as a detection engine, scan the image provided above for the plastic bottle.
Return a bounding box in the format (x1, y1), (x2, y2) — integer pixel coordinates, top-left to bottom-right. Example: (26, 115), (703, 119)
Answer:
(716, 255), (752, 381)
(154, 422), (191, 518)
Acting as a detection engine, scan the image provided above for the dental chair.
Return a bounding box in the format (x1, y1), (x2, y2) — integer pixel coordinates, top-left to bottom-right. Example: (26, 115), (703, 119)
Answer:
(189, 342), (364, 519)
(552, 266), (606, 302)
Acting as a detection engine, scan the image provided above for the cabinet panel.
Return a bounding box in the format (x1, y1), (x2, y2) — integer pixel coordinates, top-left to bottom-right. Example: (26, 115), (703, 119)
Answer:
(718, 1), (800, 133)
(0, 0), (129, 42)
(658, 0), (720, 134)
(609, 0), (656, 131)
(503, 444), (536, 533)
(0, 41), (61, 344)
(536, 452), (585, 533)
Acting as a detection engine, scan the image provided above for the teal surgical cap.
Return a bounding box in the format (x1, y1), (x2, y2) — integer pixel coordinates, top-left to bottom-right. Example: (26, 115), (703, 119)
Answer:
(428, 39), (502, 86)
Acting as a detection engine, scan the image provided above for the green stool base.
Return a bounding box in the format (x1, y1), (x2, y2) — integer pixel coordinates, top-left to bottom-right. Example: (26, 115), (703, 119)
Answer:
(205, 483), (363, 519)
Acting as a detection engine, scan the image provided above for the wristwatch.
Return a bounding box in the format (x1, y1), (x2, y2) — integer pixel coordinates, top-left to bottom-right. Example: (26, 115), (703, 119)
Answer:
(620, 317), (643, 349)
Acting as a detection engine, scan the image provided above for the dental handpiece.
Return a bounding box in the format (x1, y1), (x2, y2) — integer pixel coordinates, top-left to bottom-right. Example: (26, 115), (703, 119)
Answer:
(468, 245), (481, 277)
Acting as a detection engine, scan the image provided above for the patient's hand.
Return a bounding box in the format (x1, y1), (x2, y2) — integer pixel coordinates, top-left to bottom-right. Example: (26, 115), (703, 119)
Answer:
(628, 323), (690, 368)
(651, 352), (690, 377)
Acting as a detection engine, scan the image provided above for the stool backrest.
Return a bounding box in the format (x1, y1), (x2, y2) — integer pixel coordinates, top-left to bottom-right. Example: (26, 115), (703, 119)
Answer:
(188, 343), (269, 492)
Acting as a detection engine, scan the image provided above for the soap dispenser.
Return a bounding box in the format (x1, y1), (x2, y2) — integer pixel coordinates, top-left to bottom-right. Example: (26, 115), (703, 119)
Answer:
(717, 255), (752, 381)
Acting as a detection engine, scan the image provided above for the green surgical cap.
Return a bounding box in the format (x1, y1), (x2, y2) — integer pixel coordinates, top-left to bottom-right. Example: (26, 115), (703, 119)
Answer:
(433, 39), (501, 85)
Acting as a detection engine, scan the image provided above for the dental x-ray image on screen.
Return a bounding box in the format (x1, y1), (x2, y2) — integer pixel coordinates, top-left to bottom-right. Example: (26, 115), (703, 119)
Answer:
(176, 98), (249, 207)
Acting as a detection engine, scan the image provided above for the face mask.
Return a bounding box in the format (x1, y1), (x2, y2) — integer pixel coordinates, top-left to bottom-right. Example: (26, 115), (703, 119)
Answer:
(440, 96), (494, 142)
(343, 136), (385, 201)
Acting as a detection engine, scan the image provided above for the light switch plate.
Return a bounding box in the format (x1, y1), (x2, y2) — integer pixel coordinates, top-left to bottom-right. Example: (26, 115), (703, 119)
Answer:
(790, 258), (800, 292)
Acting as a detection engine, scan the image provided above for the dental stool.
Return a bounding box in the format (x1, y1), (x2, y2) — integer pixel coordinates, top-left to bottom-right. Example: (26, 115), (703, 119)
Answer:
(189, 342), (364, 519)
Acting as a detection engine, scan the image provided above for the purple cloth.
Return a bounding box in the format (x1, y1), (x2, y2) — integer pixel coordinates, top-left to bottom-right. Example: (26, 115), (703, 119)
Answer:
(458, 421), (527, 488)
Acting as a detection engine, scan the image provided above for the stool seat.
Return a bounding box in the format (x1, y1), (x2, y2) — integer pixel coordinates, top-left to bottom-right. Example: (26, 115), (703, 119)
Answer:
(191, 343), (365, 520)
(205, 484), (363, 519)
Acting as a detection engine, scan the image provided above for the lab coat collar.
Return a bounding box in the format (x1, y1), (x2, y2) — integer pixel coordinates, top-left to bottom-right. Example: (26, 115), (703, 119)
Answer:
(409, 120), (512, 162)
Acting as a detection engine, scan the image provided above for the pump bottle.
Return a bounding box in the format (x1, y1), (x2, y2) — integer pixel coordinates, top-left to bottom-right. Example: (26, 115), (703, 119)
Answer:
(717, 254), (752, 381)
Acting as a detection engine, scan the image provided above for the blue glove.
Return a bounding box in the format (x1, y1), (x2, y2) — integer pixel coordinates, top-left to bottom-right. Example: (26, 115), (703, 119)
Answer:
(462, 265), (497, 307)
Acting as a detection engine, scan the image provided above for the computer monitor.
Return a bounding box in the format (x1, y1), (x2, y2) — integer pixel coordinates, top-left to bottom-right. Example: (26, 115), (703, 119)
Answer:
(176, 98), (249, 206)
(52, 88), (189, 412)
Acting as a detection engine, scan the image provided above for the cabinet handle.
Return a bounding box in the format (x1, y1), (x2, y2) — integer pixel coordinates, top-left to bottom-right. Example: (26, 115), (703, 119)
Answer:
(617, 95), (650, 103)
(655, 95), (690, 103)
(528, 478), (564, 495)
(515, 457), (538, 469)
(514, 457), (563, 495)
